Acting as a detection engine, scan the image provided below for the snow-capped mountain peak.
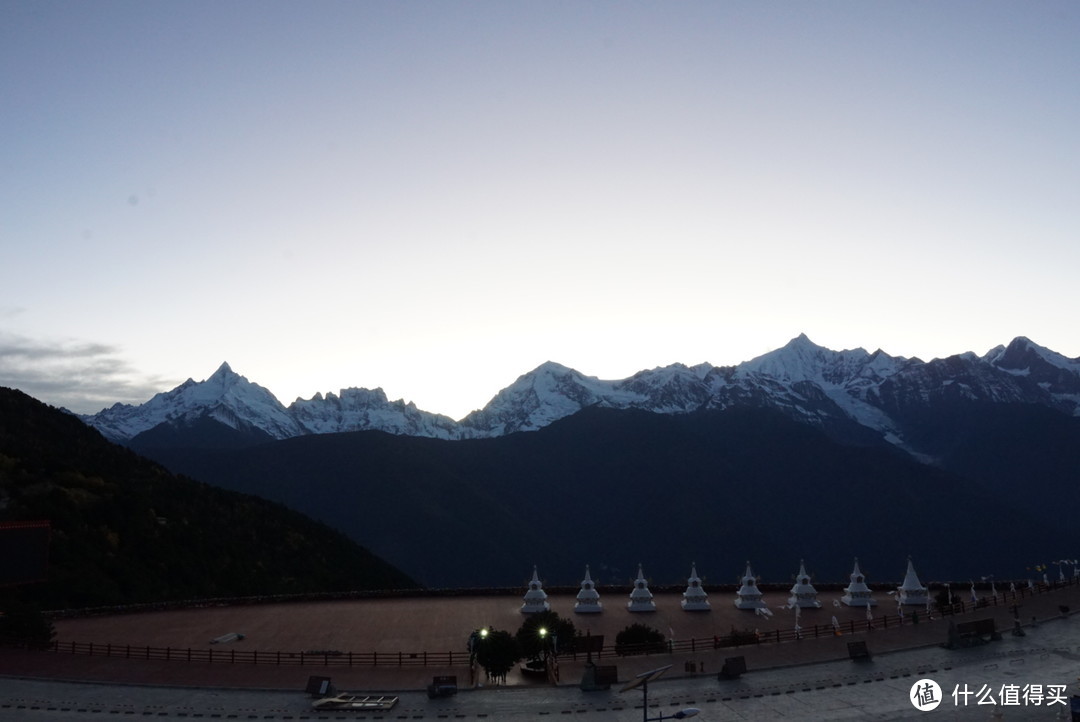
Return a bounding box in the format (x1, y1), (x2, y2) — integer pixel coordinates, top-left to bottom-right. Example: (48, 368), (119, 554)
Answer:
(989, 336), (1080, 374)
(617, 363), (715, 413)
(459, 362), (626, 436)
(289, 386), (459, 439)
(981, 337), (1080, 412)
(80, 337), (1080, 455)
(737, 334), (899, 388)
(82, 362), (301, 443)
(458, 360), (728, 436)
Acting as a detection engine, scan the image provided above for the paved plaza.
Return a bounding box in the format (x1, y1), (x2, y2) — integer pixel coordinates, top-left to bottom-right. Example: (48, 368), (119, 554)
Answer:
(2, 584), (1079, 720)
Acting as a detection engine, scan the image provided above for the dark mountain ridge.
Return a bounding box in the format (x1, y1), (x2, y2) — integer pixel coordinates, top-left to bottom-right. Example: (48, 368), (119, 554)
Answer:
(144, 404), (1075, 590)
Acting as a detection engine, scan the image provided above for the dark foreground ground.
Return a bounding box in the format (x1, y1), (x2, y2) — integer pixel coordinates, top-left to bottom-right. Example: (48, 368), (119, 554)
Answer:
(2, 584), (1079, 719)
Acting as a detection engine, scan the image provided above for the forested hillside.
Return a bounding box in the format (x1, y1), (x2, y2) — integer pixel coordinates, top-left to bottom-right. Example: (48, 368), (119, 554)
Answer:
(0, 388), (417, 610)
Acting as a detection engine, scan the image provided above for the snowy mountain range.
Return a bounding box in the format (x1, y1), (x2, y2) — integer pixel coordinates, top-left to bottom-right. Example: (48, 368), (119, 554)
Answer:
(81, 335), (1080, 461)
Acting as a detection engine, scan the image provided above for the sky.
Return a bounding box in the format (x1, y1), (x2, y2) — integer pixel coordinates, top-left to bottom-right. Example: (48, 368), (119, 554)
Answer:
(2, 1), (1078, 420)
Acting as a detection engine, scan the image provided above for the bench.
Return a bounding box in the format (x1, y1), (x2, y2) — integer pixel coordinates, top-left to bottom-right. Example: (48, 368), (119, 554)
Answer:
(847, 641), (871, 661)
(427, 675), (458, 698)
(719, 655), (746, 679)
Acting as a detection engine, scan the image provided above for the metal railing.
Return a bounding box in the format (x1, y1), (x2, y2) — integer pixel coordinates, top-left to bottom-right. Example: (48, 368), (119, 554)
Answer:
(45, 642), (461, 667)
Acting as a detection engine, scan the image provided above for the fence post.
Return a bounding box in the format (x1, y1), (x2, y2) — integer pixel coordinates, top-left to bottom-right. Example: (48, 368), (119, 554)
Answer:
(166, 647), (170, 661)
(347, 651), (352, 667)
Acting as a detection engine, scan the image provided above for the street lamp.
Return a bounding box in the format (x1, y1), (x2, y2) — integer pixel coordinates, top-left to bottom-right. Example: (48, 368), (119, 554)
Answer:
(468, 627), (490, 685)
(621, 664), (700, 721)
(537, 626), (549, 667)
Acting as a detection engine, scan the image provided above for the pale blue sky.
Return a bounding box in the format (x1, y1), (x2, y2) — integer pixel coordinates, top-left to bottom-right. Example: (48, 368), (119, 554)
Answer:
(2, 1), (1078, 417)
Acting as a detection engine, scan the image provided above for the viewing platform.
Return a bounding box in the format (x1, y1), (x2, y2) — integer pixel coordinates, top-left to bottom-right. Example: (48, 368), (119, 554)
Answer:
(7, 577), (1078, 693)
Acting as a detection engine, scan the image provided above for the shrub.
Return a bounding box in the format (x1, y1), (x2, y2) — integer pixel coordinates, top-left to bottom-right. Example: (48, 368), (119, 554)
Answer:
(615, 623), (666, 656)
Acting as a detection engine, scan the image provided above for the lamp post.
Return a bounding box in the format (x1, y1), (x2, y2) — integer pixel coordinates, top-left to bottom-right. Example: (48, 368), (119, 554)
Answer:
(537, 625), (559, 682)
(537, 626), (549, 671)
(468, 627), (490, 686)
(469, 627), (489, 659)
(621, 665), (700, 721)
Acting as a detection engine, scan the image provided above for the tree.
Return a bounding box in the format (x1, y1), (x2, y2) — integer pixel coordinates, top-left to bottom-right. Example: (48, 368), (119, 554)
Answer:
(473, 628), (520, 685)
(615, 623), (666, 656)
(516, 610), (578, 660)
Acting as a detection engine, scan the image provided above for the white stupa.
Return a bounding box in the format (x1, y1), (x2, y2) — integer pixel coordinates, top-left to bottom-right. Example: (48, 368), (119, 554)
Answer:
(627, 563), (657, 612)
(574, 565), (603, 614)
(897, 557), (929, 606)
(789, 560), (821, 608)
(734, 561), (766, 609)
(681, 563), (711, 611)
(841, 558), (877, 607)
(520, 565), (550, 614)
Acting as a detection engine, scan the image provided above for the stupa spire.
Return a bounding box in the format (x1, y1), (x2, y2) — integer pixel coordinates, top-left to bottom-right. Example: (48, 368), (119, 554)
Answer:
(574, 564), (602, 614)
(681, 562), (711, 611)
(841, 557), (877, 607)
(627, 563), (656, 612)
(897, 556), (929, 606)
(788, 559), (821, 608)
(734, 561), (766, 610)
(520, 565), (550, 614)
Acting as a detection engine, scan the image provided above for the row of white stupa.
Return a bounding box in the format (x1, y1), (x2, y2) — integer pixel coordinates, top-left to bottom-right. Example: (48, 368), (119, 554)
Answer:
(520, 558), (930, 614)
